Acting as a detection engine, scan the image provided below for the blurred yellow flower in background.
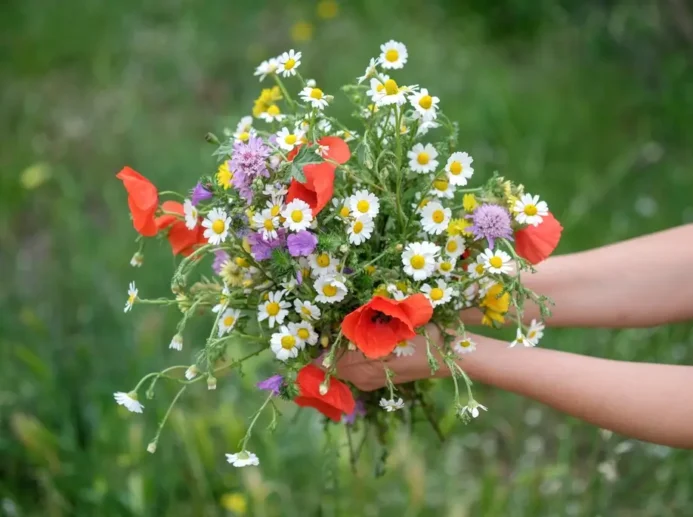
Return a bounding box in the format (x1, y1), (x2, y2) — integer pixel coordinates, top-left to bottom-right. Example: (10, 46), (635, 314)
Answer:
(291, 21), (314, 42)
(220, 492), (247, 514)
(20, 162), (51, 190)
(317, 0), (339, 19)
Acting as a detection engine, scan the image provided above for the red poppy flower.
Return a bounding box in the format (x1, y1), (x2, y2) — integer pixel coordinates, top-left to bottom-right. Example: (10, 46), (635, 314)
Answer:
(515, 212), (563, 265)
(155, 201), (206, 256)
(294, 364), (355, 422)
(286, 161), (336, 216)
(341, 294), (433, 359)
(286, 137), (351, 165)
(116, 166), (158, 236)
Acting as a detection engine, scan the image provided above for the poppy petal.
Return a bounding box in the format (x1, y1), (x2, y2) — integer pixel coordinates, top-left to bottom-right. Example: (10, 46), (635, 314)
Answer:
(303, 162), (335, 216)
(515, 212), (563, 265)
(398, 294), (434, 329)
(318, 137), (351, 164)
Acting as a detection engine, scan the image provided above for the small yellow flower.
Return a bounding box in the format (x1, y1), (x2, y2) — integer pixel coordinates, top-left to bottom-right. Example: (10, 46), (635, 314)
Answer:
(220, 492), (247, 514)
(480, 284), (510, 326)
(317, 0), (339, 19)
(242, 237), (252, 254)
(291, 21), (314, 42)
(373, 284), (389, 298)
(462, 193), (478, 212)
(481, 309), (506, 327)
(216, 161), (233, 189)
(364, 265), (376, 275)
(252, 87), (283, 117)
(447, 218), (472, 237)
(395, 281), (408, 293)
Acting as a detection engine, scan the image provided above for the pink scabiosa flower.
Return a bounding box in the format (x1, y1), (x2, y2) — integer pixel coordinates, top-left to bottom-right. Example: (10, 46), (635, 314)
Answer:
(230, 136), (271, 203)
(467, 204), (514, 249)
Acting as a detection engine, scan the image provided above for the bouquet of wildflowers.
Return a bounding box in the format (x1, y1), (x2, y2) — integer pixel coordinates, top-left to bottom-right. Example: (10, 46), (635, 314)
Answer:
(115, 40), (563, 468)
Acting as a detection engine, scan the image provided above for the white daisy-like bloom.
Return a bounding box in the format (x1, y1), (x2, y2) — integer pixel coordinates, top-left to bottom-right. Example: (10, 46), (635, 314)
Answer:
(480, 248), (513, 275)
(299, 86), (330, 110)
(357, 57), (381, 84)
(275, 127), (305, 152)
(315, 144), (330, 158)
(114, 391), (143, 413)
(277, 49), (302, 77)
(460, 400), (487, 419)
(510, 328), (531, 348)
(393, 340), (416, 357)
(416, 119), (440, 136)
(514, 193), (549, 227)
(282, 199), (313, 232)
(421, 279), (455, 307)
(430, 177), (454, 199)
(444, 235), (466, 258)
(295, 118), (311, 135)
(336, 129), (357, 142)
(263, 182), (288, 198)
(409, 88), (439, 120)
(375, 78), (416, 107)
(270, 325), (304, 361)
(379, 397), (405, 412)
(316, 118), (333, 135)
(386, 284), (407, 301)
(202, 207), (231, 245)
(212, 285), (231, 313)
(420, 201), (450, 235)
(347, 215), (374, 245)
(233, 127), (256, 144)
(257, 291), (290, 328)
(445, 152), (474, 186)
(361, 103), (380, 119)
(217, 308), (241, 337)
(254, 58), (279, 81)
(380, 40), (408, 69)
(436, 257), (457, 277)
(236, 115), (253, 134)
(183, 198), (198, 230)
(407, 143), (439, 174)
(526, 319), (545, 346)
(294, 299), (321, 320)
(288, 321), (318, 346)
(314, 274), (348, 304)
(305, 78), (316, 88)
(265, 199), (284, 221)
(185, 365), (199, 380)
(349, 189), (380, 218)
(402, 241), (440, 280)
(456, 284), (479, 310)
(226, 450), (260, 468)
(252, 208), (280, 241)
(332, 198), (352, 220)
(259, 106), (286, 123)
(169, 334), (183, 351)
(129, 251), (144, 267)
(366, 75), (389, 104)
(468, 258), (488, 280)
(309, 252), (338, 277)
(453, 335), (477, 355)
(124, 281), (137, 312)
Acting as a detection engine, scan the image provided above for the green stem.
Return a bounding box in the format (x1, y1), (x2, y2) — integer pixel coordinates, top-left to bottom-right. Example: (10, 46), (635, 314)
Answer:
(240, 393), (274, 450)
(151, 385), (187, 445)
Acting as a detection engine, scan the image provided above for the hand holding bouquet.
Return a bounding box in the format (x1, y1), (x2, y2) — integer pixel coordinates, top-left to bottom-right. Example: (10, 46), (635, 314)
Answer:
(114, 41), (562, 466)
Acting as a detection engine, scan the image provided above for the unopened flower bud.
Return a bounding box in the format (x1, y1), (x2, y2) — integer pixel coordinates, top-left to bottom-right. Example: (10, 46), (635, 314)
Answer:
(130, 251), (144, 268)
(339, 244), (349, 253)
(319, 381), (329, 395)
(395, 243), (403, 252)
(147, 441), (157, 454)
(347, 341), (356, 351)
(207, 375), (217, 390)
(169, 334), (183, 351)
(322, 355), (333, 369)
(185, 365), (199, 380)
(306, 78), (316, 88)
(320, 335), (329, 348)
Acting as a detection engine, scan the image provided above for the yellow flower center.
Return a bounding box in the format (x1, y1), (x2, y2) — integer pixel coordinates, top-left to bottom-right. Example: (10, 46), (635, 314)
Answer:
(384, 79), (399, 96)
(524, 204), (538, 216)
(127, 294), (136, 304)
(353, 221), (364, 234)
(475, 264), (485, 275)
(339, 206), (350, 218)
(270, 205), (281, 217)
(234, 257), (249, 268)
(418, 95), (433, 109)
(212, 219), (225, 234)
(446, 240), (458, 253)
(281, 335), (296, 349)
(263, 219), (274, 231)
(316, 254), (330, 267)
(430, 287), (444, 301)
(284, 134), (297, 145)
(223, 316), (235, 327)
(440, 262), (452, 272)
(410, 255), (426, 270)
(266, 302), (280, 316)
(418, 198), (430, 209)
(238, 131), (250, 142)
(385, 49), (399, 62)
(449, 161), (462, 175)
(417, 152), (430, 165)
(310, 88), (323, 99)
(459, 339), (472, 348)
(432, 209), (445, 224)
(364, 265), (376, 275)
(266, 104), (280, 116)
(356, 200), (370, 213)
(284, 58), (296, 70)
(396, 341), (408, 348)
(322, 284), (338, 297)
(434, 179), (449, 191)
(489, 256), (503, 269)
(297, 328), (310, 340)
(396, 281), (408, 292)
(528, 330), (537, 339)
(291, 210), (304, 223)
(376, 83), (385, 93)
(301, 306), (312, 316)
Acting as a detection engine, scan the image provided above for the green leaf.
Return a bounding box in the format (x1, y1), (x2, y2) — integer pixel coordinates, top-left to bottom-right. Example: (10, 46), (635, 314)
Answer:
(290, 161), (307, 183)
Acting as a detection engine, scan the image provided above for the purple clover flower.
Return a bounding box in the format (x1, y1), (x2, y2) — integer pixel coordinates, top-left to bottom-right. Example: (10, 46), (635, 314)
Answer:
(191, 182), (212, 205)
(287, 230), (318, 257)
(247, 229), (286, 261)
(212, 250), (230, 274)
(342, 399), (366, 425)
(257, 374), (283, 395)
(467, 203), (514, 249)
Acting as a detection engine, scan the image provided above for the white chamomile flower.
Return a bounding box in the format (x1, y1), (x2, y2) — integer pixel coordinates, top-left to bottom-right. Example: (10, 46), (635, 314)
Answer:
(124, 281), (137, 312)
(202, 207), (231, 245)
(347, 215), (374, 245)
(332, 197), (352, 220)
(357, 57), (381, 84)
(259, 105), (286, 123)
(436, 257), (457, 277)
(294, 299), (321, 320)
(253, 208), (280, 241)
(169, 334), (183, 351)
(217, 308), (241, 337)
(277, 49), (302, 77)
(420, 201), (450, 235)
(380, 40), (408, 69)
(393, 340), (416, 357)
(510, 328), (531, 348)
(263, 182), (288, 198)
(276, 127), (304, 152)
(316, 144), (330, 158)
(309, 252), (338, 277)
(349, 189), (380, 218)
(265, 198), (284, 220)
(513, 193), (549, 227)
(445, 152), (474, 186)
(455, 284), (479, 310)
(299, 86), (330, 110)
(114, 391), (143, 413)
(337, 129), (357, 142)
(254, 58), (279, 81)
(402, 241), (440, 280)
(289, 321), (318, 346)
(375, 78), (415, 106)
(444, 235), (466, 258)
(282, 199), (313, 232)
(468, 258), (487, 280)
(183, 198), (198, 229)
(366, 75), (389, 104)
(430, 177), (454, 199)
(421, 279), (455, 307)
(258, 290), (290, 328)
(305, 78), (316, 88)
(212, 285), (230, 313)
(417, 119), (440, 136)
(314, 274), (348, 304)
(226, 450), (260, 467)
(233, 127), (256, 143)
(460, 400), (487, 419)
(379, 397), (405, 412)
(316, 118), (332, 134)
(409, 88), (439, 120)
(453, 335), (477, 355)
(185, 365), (199, 380)
(129, 251), (144, 267)
(408, 143), (439, 174)
(526, 319), (545, 346)
(270, 325), (304, 361)
(480, 248), (513, 275)
(385, 284), (406, 301)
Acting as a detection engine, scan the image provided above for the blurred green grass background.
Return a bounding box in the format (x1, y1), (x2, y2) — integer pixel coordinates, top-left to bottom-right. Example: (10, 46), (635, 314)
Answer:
(2, 1), (693, 515)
